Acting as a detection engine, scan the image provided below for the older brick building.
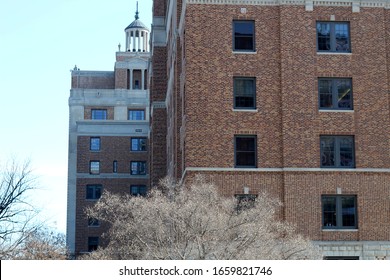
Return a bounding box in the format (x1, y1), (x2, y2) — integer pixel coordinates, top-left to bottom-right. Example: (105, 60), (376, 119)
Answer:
(150, 0), (390, 259)
(66, 9), (151, 255)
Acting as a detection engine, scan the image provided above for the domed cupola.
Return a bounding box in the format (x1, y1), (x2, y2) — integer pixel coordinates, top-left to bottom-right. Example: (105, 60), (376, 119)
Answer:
(125, 2), (150, 53)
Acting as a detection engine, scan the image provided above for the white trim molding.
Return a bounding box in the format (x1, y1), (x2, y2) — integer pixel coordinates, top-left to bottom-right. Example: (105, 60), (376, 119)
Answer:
(185, 0), (390, 9)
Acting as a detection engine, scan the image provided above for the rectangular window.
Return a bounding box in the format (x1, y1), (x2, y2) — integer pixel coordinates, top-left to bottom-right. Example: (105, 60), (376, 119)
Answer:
(91, 109), (107, 120)
(130, 185), (147, 196)
(131, 137), (147, 151)
(322, 195), (357, 229)
(128, 110), (145, 120)
(319, 78), (353, 110)
(235, 194), (257, 212)
(233, 20), (255, 52)
(90, 137), (101, 151)
(235, 135), (257, 168)
(88, 217), (100, 227)
(113, 161), (118, 173)
(86, 185), (102, 200)
(131, 161), (147, 175)
(88, 237), (99, 252)
(234, 77), (256, 109)
(317, 22), (351, 53)
(320, 136), (355, 168)
(89, 161), (100, 174)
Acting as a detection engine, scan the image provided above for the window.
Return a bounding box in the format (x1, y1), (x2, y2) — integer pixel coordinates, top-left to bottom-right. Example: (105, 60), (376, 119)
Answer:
(88, 237), (99, 252)
(91, 109), (107, 120)
(131, 161), (147, 175)
(128, 110), (145, 120)
(324, 256), (359, 260)
(319, 78), (352, 110)
(131, 138), (147, 151)
(86, 185), (102, 200)
(233, 20), (255, 51)
(234, 77), (256, 109)
(322, 195), (357, 229)
(317, 22), (350, 52)
(89, 161), (100, 174)
(88, 217), (100, 227)
(235, 135), (257, 168)
(113, 161), (118, 173)
(130, 185), (147, 196)
(235, 194), (257, 212)
(320, 136), (355, 168)
(90, 137), (101, 151)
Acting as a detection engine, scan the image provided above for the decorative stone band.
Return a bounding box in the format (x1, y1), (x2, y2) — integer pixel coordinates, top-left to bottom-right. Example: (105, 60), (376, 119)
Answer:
(185, 0), (390, 10)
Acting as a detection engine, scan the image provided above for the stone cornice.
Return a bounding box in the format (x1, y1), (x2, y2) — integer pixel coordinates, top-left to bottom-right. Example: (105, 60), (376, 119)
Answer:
(185, 0), (390, 9)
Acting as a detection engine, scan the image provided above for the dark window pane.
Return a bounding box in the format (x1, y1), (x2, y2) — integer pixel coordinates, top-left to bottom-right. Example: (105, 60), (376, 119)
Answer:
(86, 185), (102, 199)
(335, 23), (350, 52)
(233, 21), (255, 51)
(131, 161), (146, 175)
(131, 138), (147, 151)
(321, 137), (335, 167)
(319, 79), (333, 108)
(322, 196), (336, 227)
(336, 79), (352, 109)
(342, 197), (356, 227)
(317, 23), (331, 51)
(130, 185), (147, 196)
(234, 78), (256, 109)
(235, 136), (256, 167)
(88, 237), (99, 251)
(339, 137), (354, 167)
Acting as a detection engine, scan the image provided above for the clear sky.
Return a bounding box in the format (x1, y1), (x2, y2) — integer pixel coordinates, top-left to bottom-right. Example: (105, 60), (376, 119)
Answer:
(0, 0), (153, 233)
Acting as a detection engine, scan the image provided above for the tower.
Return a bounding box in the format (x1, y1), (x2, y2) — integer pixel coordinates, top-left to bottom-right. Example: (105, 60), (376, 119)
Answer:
(66, 5), (150, 256)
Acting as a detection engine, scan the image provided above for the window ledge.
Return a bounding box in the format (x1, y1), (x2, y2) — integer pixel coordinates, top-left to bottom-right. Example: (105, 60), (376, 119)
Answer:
(322, 229), (358, 232)
(319, 110), (354, 113)
(233, 51), (257, 54)
(317, 52), (352, 55)
(233, 109), (258, 112)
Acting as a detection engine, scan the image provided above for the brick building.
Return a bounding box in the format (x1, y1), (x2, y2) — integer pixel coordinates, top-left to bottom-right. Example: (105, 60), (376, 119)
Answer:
(150, 0), (390, 259)
(66, 8), (150, 255)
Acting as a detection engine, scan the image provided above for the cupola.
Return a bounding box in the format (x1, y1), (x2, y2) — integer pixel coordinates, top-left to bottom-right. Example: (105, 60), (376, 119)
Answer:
(125, 2), (150, 52)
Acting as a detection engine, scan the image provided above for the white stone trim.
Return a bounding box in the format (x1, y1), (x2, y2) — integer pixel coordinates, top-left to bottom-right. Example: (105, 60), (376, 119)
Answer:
(184, 167), (390, 173)
(185, 0), (390, 9)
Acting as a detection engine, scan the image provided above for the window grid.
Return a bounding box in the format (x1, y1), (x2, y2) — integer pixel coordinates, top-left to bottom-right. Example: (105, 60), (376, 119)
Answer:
(128, 110), (145, 120)
(317, 22), (351, 53)
(131, 161), (147, 175)
(235, 135), (257, 168)
(131, 138), (147, 151)
(89, 161), (100, 174)
(233, 20), (255, 52)
(319, 78), (353, 110)
(90, 137), (101, 151)
(91, 109), (107, 120)
(322, 195), (357, 229)
(320, 136), (355, 168)
(234, 77), (256, 109)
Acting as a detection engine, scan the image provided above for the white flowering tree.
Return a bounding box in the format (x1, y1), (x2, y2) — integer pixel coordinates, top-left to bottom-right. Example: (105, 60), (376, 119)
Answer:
(85, 177), (321, 260)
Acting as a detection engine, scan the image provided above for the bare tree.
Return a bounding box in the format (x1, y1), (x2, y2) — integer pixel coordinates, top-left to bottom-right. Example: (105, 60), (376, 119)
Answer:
(85, 177), (322, 260)
(0, 159), (40, 259)
(14, 228), (67, 260)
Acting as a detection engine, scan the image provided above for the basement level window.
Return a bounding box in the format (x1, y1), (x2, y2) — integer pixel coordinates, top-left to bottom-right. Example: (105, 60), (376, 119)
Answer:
(130, 185), (147, 196)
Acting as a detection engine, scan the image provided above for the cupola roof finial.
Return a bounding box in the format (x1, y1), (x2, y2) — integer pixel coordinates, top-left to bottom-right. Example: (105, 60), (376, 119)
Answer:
(135, 1), (139, 20)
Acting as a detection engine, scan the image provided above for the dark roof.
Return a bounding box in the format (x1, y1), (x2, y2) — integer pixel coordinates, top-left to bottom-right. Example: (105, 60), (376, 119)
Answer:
(125, 19), (149, 31)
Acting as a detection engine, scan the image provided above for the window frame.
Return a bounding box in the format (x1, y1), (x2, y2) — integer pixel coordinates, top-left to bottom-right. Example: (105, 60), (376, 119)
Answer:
(130, 161), (147, 175)
(91, 109), (107, 120)
(131, 137), (147, 151)
(316, 21), (351, 53)
(90, 137), (101, 151)
(88, 236), (99, 252)
(322, 195), (358, 230)
(234, 135), (257, 168)
(130, 185), (147, 196)
(233, 20), (255, 52)
(320, 135), (355, 168)
(86, 185), (102, 200)
(89, 160), (100, 174)
(318, 78), (353, 110)
(233, 77), (256, 109)
(128, 109), (145, 121)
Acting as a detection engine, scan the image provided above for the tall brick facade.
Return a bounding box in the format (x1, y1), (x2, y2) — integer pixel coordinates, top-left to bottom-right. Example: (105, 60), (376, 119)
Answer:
(67, 10), (151, 256)
(151, 0), (390, 259)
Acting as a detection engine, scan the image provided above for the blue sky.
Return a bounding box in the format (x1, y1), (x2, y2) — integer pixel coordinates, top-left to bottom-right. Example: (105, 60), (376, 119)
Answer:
(0, 0), (153, 233)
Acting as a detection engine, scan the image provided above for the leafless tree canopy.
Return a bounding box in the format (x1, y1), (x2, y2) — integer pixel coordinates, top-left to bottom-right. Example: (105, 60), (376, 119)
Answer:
(85, 177), (322, 260)
(0, 160), (40, 259)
